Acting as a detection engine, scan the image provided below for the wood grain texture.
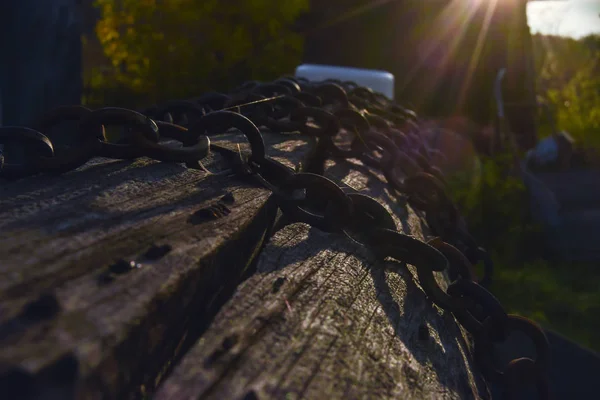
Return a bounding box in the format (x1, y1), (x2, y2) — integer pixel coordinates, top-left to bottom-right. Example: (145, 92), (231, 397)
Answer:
(0, 129), (488, 399)
(155, 136), (489, 400)
(0, 139), (283, 399)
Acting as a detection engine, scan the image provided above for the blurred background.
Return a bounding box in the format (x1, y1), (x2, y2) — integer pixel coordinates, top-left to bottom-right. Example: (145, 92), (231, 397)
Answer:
(0, 0), (598, 355)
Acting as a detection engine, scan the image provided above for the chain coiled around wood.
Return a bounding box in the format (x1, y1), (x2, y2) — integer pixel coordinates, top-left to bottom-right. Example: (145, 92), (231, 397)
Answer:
(0, 77), (550, 399)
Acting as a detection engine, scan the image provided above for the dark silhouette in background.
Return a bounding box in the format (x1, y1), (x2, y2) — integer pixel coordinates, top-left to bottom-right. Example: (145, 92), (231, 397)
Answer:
(303, 0), (537, 150)
(1, 0), (537, 151)
(0, 0), (82, 127)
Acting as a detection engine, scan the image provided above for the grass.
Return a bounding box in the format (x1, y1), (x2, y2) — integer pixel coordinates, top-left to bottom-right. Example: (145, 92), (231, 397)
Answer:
(484, 33), (600, 352)
(446, 154), (600, 354)
(489, 257), (600, 353)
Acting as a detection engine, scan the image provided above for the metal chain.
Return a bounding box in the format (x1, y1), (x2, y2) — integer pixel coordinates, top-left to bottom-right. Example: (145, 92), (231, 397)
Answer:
(0, 76), (550, 399)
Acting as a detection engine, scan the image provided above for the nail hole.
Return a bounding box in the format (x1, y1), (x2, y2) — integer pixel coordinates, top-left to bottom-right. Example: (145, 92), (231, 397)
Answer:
(143, 244), (172, 260)
(220, 192), (235, 204)
(203, 334), (238, 368)
(222, 334), (238, 351)
(242, 389), (259, 400)
(109, 259), (140, 275)
(189, 208), (218, 224)
(188, 203), (231, 225)
(272, 277), (286, 293)
(22, 293), (60, 322)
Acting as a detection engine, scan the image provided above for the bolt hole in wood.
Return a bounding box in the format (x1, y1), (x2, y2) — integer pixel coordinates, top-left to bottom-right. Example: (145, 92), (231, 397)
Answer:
(109, 259), (142, 275)
(97, 243), (172, 285)
(98, 260), (141, 285)
(272, 276), (287, 293)
(22, 293), (60, 322)
(0, 293), (61, 341)
(242, 389), (260, 400)
(204, 334), (239, 367)
(143, 244), (173, 260)
(188, 202), (232, 225)
(220, 191), (235, 204)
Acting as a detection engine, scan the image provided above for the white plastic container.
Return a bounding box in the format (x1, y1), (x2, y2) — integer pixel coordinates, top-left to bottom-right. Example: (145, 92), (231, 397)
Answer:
(295, 64), (395, 100)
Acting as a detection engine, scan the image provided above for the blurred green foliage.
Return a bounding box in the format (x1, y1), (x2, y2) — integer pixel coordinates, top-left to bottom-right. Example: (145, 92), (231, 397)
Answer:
(86, 0), (309, 108)
(533, 34), (600, 148)
(495, 258), (600, 352)
(448, 151), (600, 352)
(447, 154), (539, 260)
(446, 35), (600, 352)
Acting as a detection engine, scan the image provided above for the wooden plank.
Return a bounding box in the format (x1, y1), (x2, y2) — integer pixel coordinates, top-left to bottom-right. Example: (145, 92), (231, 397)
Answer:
(1, 129), (487, 399)
(0, 136), (294, 398)
(155, 142), (488, 399)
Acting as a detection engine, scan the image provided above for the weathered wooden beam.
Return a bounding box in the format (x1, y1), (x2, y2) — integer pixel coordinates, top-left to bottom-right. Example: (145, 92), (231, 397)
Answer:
(155, 137), (489, 399)
(0, 130), (486, 399)
(0, 137), (291, 398)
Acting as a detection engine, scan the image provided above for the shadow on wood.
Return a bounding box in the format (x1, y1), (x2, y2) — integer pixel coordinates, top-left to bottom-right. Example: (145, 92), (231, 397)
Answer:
(0, 132), (488, 399)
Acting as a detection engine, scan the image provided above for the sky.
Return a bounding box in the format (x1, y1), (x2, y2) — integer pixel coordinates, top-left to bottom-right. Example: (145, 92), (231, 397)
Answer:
(527, 0), (600, 38)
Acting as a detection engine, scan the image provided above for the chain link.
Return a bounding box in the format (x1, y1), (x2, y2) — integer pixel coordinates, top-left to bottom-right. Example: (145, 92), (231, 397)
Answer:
(0, 76), (550, 399)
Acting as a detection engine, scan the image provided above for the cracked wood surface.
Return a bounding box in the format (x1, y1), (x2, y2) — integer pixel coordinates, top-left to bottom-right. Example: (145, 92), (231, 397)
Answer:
(156, 136), (489, 400)
(0, 130), (487, 399)
(0, 134), (303, 399)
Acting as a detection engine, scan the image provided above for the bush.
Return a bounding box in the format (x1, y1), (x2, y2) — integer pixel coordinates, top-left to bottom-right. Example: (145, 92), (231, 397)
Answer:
(446, 151), (600, 352)
(533, 34), (600, 149)
(445, 34), (600, 350)
(90, 0), (309, 108)
(548, 66), (600, 149)
(446, 152), (540, 261)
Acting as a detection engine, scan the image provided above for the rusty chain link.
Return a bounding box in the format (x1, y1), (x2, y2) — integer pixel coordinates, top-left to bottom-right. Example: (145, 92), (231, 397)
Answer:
(0, 76), (550, 399)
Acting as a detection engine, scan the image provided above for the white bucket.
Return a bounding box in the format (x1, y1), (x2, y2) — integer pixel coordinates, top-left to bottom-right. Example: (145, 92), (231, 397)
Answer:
(295, 64), (395, 100)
